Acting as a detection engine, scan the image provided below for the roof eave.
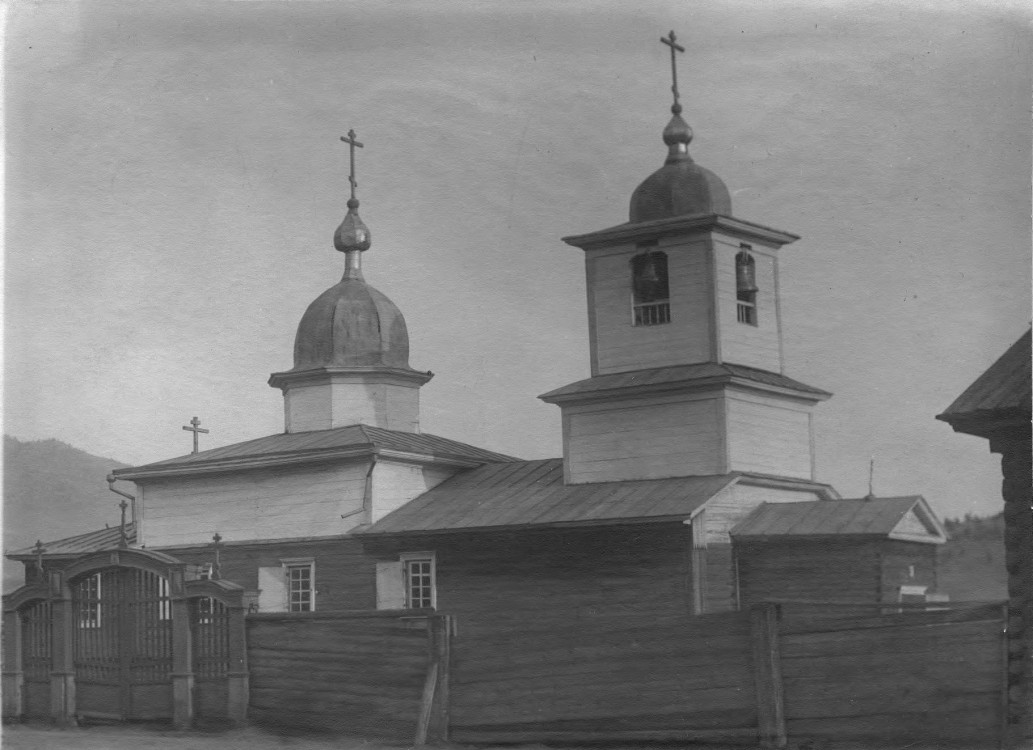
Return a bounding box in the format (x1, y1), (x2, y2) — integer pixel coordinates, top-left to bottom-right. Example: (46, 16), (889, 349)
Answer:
(356, 512), (701, 538)
(540, 373), (830, 406)
(114, 446), (483, 481)
(562, 214), (800, 250)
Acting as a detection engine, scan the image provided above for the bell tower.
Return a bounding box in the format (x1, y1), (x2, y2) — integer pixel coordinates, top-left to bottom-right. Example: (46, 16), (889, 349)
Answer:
(540, 32), (830, 484)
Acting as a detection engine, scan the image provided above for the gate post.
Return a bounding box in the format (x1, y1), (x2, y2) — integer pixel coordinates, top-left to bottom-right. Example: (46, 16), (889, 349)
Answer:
(48, 573), (76, 727)
(226, 604), (249, 725)
(750, 603), (787, 749)
(170, 575), (194, 730)
(2, 607), (24, 720)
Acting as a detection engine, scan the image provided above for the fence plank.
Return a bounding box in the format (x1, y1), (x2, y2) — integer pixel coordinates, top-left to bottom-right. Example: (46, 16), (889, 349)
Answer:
(750, 604), (786, 750)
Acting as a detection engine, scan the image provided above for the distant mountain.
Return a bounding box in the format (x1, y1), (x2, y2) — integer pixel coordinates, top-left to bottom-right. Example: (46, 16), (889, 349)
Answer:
(3, 435), (129, 591)
(938, 512), (1007, 602)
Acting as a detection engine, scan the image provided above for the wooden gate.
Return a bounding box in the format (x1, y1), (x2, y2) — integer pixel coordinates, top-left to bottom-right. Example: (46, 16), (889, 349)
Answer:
(19, 599), (52, 719)
(71, 567), (174, 721)
(191, 596), (231, 720)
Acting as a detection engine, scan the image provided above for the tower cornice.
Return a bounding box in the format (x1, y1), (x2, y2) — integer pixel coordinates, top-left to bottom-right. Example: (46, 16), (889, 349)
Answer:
(562, 214), (800, 251)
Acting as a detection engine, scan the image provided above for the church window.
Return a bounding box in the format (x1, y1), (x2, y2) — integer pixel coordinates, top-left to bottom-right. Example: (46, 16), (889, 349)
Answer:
(631, 248), (670, 326)
(286, 561), (315, 612)
(735, 244), (758, 326)
(401, 552), (436, 609)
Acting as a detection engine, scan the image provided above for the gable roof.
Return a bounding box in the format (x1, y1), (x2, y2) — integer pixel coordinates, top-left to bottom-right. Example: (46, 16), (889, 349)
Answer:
(730, 496), (947, 544)
(937, 329), (1031, 437)
(359, 458), (744, 536)
(539, 362), (831, 404)
(7, 525), (137, 560)
(112, 424), (518, 480)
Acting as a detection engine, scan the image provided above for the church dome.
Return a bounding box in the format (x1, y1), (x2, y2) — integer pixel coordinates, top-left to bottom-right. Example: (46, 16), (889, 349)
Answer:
(629, 112), (731, 223)
(293, 276), (411, 370)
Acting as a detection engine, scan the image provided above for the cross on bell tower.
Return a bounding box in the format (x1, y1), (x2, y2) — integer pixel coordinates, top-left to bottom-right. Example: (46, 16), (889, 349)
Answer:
(660, 30), (686, 114)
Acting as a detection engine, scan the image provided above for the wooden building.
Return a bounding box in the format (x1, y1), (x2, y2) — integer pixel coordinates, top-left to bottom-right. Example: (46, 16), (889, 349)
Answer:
(937, 329), (1031, 748)
(730, 496), (947, 607)
(4, 41), (951, 729)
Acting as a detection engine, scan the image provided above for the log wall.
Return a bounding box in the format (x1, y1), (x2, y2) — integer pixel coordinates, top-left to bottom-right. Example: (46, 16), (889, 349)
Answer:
(246, 611), (431, 739)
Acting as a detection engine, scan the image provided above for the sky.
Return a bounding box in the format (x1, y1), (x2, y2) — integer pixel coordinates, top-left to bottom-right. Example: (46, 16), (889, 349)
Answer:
(4, 0), (1030, 522)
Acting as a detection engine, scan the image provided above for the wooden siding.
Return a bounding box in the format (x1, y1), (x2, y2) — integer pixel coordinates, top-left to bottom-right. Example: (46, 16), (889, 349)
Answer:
(725, 391), (813, 479)
(162, 537), (377, 611)
(246, 612), (430, 739)
(588, 239), (714, 376)
(705, 482), (822, 545)
(779, 606), (1004, 746)
(371, 461), (456, 523)
(284, 384), (332, 433)
(449, 609), (757, 741)
(366, 524), (696, 639)
(142, 462), (369, 547)
(736, 540), (882, 606)
(713, 235), (783, 372)
(879, 540), (938, 601)
(737, 538), (939, 608)
(566, 393), (723, 482)
(704, 543), (737, 613)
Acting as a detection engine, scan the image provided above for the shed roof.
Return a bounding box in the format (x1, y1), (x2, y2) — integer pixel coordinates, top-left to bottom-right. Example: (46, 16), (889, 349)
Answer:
(937, 329), (1031, 437)
(730, 497), (946, 544)
(113, 424), (517, 480)
(539, 362), (830, 404)
(359, 458), (743, 535)
(8, 525), (136, 560)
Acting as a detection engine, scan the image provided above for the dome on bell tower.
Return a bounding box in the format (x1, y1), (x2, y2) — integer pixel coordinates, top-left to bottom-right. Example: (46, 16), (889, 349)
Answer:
(629, 111), (731, 223)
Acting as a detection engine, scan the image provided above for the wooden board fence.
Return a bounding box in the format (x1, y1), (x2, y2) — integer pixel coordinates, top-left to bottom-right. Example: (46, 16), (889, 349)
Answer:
(246, 610), (443, 740)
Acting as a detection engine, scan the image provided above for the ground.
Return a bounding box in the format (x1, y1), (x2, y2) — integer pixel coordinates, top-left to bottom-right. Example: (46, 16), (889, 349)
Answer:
(1, 722), (414, 750)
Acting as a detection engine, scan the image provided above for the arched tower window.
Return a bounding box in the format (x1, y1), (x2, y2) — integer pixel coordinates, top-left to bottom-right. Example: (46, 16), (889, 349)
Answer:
(631, 249), (670, 326)
(735, 244), (758, 326)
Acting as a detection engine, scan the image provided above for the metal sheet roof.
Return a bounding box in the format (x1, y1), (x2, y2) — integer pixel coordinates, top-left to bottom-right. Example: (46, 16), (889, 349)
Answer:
(113, 425), (517, 479)
(358, 458), (739, 535)
(8, 525), (136, 559)
(539, 362), (831, 403)
(730, 497), (943, 541)
(938, 329), (1031, 428)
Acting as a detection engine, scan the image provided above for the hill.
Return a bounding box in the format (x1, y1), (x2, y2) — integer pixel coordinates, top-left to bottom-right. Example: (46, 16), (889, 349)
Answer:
(3, 435), (129, 591)
(937, 512), (1007, 602)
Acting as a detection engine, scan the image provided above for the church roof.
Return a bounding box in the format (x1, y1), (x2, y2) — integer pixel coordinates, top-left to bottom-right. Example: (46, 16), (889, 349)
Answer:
(730, 497), (946, 544)
(937, 328), (1031, 437)
(113, 425), (517, 480)
(539, 362), (831, 404)
(7, 524), (137, 559)
(360, 458), (744, 535)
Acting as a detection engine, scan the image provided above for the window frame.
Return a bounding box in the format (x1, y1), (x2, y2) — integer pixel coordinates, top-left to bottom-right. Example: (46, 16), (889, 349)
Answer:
(400, 551), (436, 610)
(281, 557), (316, 613)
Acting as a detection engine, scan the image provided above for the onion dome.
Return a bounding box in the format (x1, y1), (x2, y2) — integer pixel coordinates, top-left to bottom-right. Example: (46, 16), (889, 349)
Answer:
(292, 275), (412, 369)
(629, 107), (731, 223)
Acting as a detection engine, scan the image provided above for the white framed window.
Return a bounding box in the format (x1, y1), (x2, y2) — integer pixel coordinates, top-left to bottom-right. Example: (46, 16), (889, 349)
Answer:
(735, 243), (759, 326)
(400, 552), (436, 609)
(283, 558), (315, 612)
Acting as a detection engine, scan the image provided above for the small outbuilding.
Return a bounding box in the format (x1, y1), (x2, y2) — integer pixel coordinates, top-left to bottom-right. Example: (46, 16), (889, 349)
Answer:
(730, 496), (948, 607)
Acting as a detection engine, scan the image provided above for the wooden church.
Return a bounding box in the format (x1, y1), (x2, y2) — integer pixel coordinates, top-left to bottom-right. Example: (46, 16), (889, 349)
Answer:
(7, 33), (950, 709)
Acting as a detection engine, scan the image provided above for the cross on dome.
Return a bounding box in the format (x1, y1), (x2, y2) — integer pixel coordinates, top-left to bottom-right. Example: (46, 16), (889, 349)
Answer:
(660, 30), (686, 115)
(340, 128), (364, 204)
